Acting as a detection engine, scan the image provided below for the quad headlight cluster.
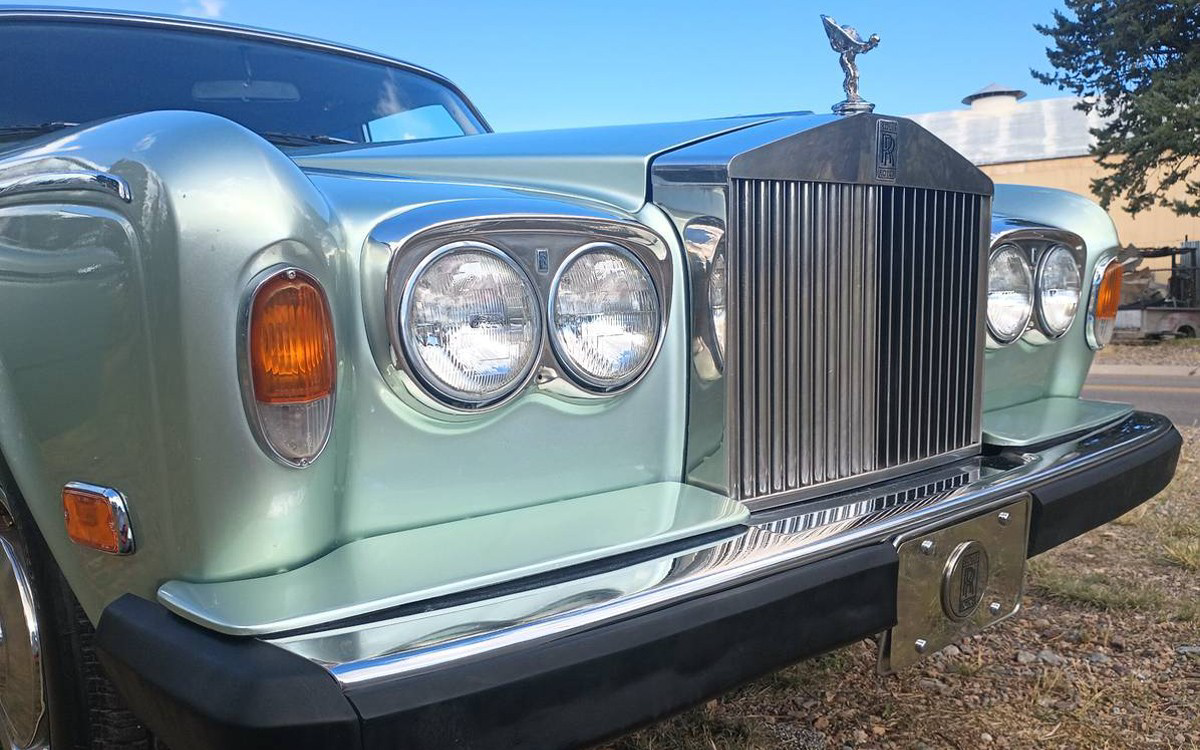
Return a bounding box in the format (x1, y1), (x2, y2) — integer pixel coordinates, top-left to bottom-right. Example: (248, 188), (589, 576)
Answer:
(397, 240), (663, 409)
(986, 242), (1084, 346)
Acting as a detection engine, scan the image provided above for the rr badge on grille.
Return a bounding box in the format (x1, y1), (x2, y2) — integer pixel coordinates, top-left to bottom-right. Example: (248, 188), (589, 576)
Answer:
(876, 119), (898, 181)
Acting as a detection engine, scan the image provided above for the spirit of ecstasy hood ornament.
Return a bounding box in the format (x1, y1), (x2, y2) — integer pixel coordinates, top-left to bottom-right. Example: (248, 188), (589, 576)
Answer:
(820, 14), (880, 115)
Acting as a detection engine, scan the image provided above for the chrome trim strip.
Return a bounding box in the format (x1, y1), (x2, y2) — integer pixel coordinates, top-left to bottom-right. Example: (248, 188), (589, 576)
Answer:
(0, 170), (132, 203)
(63, 481), (135, 555)
(0, 7), (492, 133)
(268, 411), (1171, 686)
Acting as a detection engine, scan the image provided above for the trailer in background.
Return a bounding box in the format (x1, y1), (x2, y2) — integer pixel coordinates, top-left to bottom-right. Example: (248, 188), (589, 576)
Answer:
(1116, 240), (1199, 340)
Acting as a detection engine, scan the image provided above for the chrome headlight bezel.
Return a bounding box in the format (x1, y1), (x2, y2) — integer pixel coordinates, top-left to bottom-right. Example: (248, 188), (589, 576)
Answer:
(548, 242), (664, 393)
(398, 241), (544, 410)
(986, 226), (1088, 348)
(985, 243), (1035, 346)
(378, 211), (673, 416)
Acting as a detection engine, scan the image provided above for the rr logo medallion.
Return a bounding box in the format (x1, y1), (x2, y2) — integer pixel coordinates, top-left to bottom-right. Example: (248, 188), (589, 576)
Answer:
(876, 119), (898, 181)
(941, 540), (990, 621)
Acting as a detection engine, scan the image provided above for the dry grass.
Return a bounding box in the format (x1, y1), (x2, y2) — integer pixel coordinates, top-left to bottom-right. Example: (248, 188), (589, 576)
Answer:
(609, 427), (1200, 750)
(1162, 539), (1200, 572)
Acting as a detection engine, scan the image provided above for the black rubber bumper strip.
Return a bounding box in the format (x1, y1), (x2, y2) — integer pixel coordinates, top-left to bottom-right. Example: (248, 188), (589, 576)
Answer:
(346, 543), (897, 750)
(96, 594), (361, 750)
(1027, 417), (1182, 556)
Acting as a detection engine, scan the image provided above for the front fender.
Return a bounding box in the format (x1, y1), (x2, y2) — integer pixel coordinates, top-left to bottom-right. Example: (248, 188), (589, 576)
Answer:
(0, 111), (343, 619)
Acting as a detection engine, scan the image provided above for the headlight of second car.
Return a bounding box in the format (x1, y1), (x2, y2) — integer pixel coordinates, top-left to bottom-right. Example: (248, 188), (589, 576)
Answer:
(401, 242), (542, 407)
(550, 243), (661, 390)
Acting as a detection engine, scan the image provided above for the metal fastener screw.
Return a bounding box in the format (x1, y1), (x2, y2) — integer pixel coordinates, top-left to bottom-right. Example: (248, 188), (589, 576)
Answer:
(914, 638), (928, 654)
(919, 540), (936, 556)
(286, 269), (297, 280)
(998, 511), (1012, 526)
(989, 601), (1003, 615)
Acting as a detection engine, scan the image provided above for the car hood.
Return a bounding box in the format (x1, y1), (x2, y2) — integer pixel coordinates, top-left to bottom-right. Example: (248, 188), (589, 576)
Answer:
(289, 117), (781, 212)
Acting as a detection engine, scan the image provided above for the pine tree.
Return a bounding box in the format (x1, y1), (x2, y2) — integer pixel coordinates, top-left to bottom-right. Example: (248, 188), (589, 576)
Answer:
(1033, 1), (1200, 216)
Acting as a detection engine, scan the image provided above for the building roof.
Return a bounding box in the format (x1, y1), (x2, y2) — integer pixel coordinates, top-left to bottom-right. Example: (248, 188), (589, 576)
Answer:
(908, 95), (1105, 166)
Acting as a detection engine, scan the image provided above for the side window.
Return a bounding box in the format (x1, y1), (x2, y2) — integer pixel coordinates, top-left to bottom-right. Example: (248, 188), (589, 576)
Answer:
(365, 105), (465, 142)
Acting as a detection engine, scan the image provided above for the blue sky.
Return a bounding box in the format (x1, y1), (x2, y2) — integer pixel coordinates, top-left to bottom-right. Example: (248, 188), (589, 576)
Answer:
(27, 0), (1073, 131)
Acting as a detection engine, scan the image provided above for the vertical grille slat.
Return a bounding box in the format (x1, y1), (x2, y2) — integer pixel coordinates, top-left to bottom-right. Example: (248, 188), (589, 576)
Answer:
(729, 178), (985, 504)
(799, 184), (814, 487)
(785, 182), (800, 489)
(770, 181), (786, 492)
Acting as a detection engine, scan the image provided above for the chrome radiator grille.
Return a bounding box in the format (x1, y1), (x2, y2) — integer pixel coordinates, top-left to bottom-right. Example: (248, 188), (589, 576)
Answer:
(727, 179), (986, 503)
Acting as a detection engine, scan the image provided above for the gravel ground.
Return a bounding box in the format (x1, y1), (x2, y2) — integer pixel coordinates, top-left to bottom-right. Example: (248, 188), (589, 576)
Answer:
(1096, 339), (1200, 368)
(610, 428), (1200, 750)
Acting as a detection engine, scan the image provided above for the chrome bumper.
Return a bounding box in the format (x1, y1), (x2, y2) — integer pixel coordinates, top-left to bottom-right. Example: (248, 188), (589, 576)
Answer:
(267, 411), (1177, 687)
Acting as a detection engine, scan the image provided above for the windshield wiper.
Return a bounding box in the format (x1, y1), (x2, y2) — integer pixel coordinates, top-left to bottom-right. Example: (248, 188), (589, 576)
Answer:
(0, 122), (80, 139)
(259, 131), (357, 147)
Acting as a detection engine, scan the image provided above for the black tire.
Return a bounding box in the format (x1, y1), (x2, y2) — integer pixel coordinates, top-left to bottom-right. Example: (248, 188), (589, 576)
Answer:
(0, 461), (157, 750)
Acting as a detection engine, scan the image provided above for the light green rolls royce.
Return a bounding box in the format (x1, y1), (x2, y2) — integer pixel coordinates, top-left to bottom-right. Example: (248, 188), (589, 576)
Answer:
(0, 8), (1181, 750)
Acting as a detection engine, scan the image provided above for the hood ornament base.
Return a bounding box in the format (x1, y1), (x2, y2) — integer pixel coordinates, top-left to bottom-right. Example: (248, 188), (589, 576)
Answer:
(821, 14), (880, 115)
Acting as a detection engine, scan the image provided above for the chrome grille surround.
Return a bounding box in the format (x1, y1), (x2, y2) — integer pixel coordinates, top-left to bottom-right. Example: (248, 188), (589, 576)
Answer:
(653, 114), (993, 509)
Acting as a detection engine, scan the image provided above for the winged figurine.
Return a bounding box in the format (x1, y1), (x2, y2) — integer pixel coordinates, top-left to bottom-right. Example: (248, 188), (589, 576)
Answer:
(821, 14), (880, 114)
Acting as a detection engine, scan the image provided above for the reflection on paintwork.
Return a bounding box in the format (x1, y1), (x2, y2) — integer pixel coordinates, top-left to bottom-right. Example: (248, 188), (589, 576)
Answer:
(158, 481), (747, 635)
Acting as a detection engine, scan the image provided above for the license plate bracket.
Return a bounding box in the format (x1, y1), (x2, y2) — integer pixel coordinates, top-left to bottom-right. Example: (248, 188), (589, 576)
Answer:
(878, 495), (1031, 673)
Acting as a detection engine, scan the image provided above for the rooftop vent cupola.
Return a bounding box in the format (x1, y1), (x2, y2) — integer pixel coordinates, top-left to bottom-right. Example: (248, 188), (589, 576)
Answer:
(962, 83), (1027, 112)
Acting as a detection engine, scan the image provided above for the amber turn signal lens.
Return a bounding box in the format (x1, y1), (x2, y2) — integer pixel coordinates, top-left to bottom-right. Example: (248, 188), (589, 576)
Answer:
(1087, 258), (1123, 350)
(249, 270), (335, 404)
(62, 483), (134, 555)
(1095, 260), (1123, 320)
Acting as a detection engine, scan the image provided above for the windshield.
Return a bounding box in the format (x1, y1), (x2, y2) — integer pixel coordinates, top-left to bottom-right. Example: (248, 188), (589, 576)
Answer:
(0, 20), (488, 147)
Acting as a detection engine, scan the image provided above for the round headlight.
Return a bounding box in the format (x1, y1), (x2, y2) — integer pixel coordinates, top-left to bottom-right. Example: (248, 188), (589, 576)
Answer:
(1036, 245), (1082, 338)
(986, 245), (1034, 345)
(401, 243), (541, 407)
(550, 244), (661, 390)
